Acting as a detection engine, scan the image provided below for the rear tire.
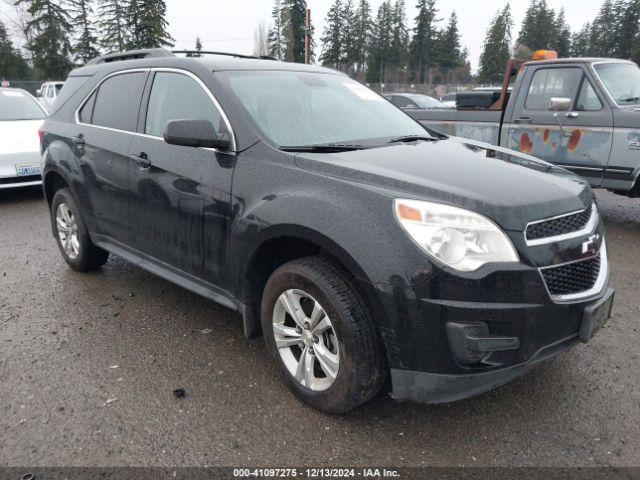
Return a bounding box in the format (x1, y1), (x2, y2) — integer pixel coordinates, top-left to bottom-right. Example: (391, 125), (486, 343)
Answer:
(261, 256), (386, 413)
(51, 188), (109, 271)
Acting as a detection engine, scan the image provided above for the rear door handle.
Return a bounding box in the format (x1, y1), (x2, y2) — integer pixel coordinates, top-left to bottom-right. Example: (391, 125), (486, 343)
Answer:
(130, 152), (151, 169)
(72, 134), (85, 145)
(513, 116), (532, 124)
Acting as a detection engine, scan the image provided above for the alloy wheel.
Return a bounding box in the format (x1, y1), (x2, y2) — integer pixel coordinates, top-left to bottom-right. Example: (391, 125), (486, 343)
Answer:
(272, 289), (340, 391)
(56, 203), (80, 260)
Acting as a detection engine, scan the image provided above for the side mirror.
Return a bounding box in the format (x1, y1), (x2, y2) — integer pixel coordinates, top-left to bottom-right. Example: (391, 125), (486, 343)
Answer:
(548, 97), (572, 111)
(164, 119), (231, 150)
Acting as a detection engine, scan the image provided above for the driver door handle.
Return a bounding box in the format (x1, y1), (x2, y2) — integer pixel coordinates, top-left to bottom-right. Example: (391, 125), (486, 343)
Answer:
(565, 112), (580, 119)
(130, 152), (151, 169)
(513, 116), (532, 124)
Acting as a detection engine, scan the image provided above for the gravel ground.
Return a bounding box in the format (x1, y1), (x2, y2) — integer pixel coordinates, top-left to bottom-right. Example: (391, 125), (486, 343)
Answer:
(0, 186), (638, 467)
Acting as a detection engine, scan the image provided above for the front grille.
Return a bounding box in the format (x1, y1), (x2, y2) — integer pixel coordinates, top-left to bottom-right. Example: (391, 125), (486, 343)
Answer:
(0, 175), (41, 185)
(541, 252), (601, 296)
(526, 204), (592, 241)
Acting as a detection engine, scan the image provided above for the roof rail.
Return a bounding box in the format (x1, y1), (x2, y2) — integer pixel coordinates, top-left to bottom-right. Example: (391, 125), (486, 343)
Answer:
(86, 48), (175, 65)
(171, 50), (279, 61)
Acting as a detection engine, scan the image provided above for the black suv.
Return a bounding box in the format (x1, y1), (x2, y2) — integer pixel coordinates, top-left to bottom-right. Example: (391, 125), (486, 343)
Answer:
(41, 49), (614, 413)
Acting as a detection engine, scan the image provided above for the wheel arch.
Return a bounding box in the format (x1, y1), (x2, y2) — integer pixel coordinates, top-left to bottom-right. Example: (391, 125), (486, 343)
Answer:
(239, 225), (373, 340)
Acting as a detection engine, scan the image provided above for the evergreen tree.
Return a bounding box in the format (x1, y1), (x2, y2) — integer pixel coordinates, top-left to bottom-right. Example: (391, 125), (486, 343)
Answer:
(517, 0), (557, 51)
(589, 0), (618, 56)
(98, 0), (129, 52)
(69, 0), (99, 63)
(268, 0), (285, 59)
(15, 0), (74, 79)
(477, 5), (512, 85)
(554, 8), (571, 57)
(367, 0), (393, 83)
(282, 0), (311, 62)
(127, 0), (174, 49)
(341, 0), (357, 71)
(389, 0), (409, 74)
(438, 12), (461, 70)
(319, 0), (343, 68)
(196, 36), (203, 54)
(409, 0), (439, 83)
(570, 23), (591, 57)
(351, 0), (372, 74)
(0, 20), (31, 79)
(613, 0), (640, 58)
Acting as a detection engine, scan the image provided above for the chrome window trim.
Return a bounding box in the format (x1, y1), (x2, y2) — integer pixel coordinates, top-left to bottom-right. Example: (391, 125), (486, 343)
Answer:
(524, 202), (598, 247)
(73, 67), (237, 154)
(539, 240), (608, 303)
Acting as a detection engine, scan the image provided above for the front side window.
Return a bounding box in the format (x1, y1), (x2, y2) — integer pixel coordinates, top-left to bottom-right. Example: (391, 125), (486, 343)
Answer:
(594, 62), (640, 106)
(145, 72), (225, 137)
(91, 72), (147, 131)
(576, 79), (602, 111)
(222, 71), (426, 147)
(525, 68), (582, 111)
(0, 90), (46, 121)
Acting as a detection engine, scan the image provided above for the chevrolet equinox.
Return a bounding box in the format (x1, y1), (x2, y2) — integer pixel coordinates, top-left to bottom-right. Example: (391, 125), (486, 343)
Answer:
(41, 49), (614, 413)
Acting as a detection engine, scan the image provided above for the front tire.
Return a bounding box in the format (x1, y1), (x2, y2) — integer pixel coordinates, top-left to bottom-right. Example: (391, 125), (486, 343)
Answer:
(261, 256), (386, 413)
(51, 188), (109, 271)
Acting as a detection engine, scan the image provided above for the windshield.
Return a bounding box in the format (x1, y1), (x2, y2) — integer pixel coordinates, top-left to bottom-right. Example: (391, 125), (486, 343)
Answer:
(408, 94), (444, 109)
(593, 63), (640, 106)
(0, 90), (46, 121)
(222, 71), (427, 147)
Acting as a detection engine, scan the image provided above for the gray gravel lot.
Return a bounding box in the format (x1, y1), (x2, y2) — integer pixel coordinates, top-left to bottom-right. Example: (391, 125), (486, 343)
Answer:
(0, 187), (639, 467)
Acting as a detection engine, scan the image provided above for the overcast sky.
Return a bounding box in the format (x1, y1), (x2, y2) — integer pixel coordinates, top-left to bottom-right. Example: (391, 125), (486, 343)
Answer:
(1, 0), (606, 72)
(168, 0), (603, 72)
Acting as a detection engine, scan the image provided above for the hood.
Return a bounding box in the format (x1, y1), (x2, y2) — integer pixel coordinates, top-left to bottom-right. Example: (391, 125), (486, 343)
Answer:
(0, 120), (43, 155)
(294, 138), (592, 231)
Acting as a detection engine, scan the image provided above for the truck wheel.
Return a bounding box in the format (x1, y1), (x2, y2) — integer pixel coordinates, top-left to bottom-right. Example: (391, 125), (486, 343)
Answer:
(261, 256), (387, 413)
(51, 188), (109, 271)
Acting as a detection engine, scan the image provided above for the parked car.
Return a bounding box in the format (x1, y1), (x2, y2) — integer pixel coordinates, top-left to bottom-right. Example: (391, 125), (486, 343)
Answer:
(405, 51), (640, 197)
(0, 88), (47, 189)
(37, 81), (65, 112)
(439, 92), (457, 108)
(41, 48), (613, 413)
(384, 93), (446, 110)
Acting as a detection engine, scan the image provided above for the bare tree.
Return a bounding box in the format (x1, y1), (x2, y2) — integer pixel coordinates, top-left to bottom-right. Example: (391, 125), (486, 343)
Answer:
(254, 21), (268, 57)
(1, 0), (33, 59)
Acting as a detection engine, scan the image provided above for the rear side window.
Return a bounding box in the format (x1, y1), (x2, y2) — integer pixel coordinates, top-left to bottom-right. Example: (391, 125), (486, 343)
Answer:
(91, 72), (147, 131)
(78, 90), (97, 123)
(525, 68), (582, 111)
(145, 72), (225, 137)
(50, 76), (90, 115)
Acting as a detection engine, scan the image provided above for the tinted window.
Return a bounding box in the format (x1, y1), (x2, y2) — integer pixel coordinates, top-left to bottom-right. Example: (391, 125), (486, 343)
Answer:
(50, 76), (89, 114)
(145, 72), (224, 137)
(92, 72), (146, 131)
(525, 68), (582, 111)
(576, 80), (602, 111)
(0, 90), (46, 121)
(79, 90), (97, 123)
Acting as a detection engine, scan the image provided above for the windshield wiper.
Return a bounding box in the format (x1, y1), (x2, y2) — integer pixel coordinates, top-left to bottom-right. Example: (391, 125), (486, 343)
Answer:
(279, 144), (366, 153)
(619, 97), (640, 104)
(387, 135), (439, 144)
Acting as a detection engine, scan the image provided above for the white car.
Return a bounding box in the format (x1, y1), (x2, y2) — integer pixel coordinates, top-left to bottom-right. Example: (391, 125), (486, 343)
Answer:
(0, 88), (47, 189)
(37, 81), (64, 112)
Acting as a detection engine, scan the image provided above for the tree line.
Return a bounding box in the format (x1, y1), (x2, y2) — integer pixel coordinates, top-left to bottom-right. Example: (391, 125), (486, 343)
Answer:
(478, 0), (640, 84)
(1, 0), (173, 80)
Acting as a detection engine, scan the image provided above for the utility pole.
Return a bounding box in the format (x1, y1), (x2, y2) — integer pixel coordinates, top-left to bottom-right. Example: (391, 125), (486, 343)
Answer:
(305, 8), (311, 64)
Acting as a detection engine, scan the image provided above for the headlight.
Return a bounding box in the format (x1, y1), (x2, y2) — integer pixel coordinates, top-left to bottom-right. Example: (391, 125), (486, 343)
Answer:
(394, 199), (519, 272)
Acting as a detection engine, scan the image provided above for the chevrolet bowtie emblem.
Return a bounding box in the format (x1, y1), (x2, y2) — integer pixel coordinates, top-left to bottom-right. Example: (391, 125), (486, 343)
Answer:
(582, 234), (600, 254)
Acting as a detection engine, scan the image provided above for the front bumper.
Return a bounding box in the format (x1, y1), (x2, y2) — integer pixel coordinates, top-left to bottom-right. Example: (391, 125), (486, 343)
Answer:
(391, 334), (579, 404)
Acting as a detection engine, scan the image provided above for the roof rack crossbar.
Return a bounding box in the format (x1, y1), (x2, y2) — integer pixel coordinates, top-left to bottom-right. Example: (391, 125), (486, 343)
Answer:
(86, 48), (175, 65)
